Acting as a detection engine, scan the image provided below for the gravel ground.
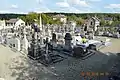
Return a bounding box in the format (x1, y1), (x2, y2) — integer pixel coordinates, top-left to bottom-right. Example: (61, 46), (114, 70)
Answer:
(100, 38), (120, 53)
(0, 38), (120, 80)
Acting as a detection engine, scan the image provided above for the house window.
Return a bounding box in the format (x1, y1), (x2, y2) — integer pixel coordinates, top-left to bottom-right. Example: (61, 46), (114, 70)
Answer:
(21, 23), (24, 25)
(13, 44), (15, 47)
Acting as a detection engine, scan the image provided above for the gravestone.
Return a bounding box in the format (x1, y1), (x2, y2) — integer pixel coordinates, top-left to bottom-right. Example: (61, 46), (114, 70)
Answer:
(14, 38), (21, 51)
(64, 33), (72, 51)
(21, 34), (29, 51)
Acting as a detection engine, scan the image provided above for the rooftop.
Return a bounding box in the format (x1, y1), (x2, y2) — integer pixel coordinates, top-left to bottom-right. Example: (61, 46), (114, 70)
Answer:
(104, 17), (113, 21)
(91, 17), (100, 22)
(53, 14), (66, 18)
(6, 18), (20, 23)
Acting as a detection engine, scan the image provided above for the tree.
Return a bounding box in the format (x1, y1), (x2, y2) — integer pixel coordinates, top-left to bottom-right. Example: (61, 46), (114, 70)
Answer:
(52, 19), (61, 25)
(67, 14), (77, 21)
(19, 12), (39, 25)
(41, 14), (56, 25)
(100, 19), (106, 27)
(76, 18), (85, 26)
(41, 14), (48, 24)
(111, 21), (120, 27)
(26, 12), (39, 24)
(19, 12), (52, 25)
(19, 16), (27, 23)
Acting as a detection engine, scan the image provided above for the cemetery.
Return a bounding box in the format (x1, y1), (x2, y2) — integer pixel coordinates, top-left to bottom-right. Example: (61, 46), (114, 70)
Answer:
(0, 13), (120, 80)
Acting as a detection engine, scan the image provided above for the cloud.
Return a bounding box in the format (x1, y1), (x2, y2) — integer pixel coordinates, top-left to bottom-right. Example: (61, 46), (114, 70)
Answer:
(105, 4), (120, 9)
(0, 10), (27, 14)
(34, 6), (51, 13)
(68, 7), (89, 13)
(50, 6), (92, 13)
(54, 0), (92, 12)
(11, 4), (18, 9)
(67, 7), (80, 13)
(0, 10), (11, 13)
(79, 1), (89, 7)
(113, 11), (120, 13)
(36, 0), (42, 4)
(88, 0), (101, 2)
(67, 0), (90, 7)
(56, 2), (70, 7)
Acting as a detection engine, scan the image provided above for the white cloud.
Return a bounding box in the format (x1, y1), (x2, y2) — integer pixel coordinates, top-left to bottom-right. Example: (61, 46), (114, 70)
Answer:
(56, 2), (70, 7)
(11, 4), (18, 9)
(0, 10), (27, 14)
(68, 7), (89, 13)
(54, 6), (92, 13)
(67, 0), (90, 7)
(34, 6), (51, 13)
(68, 7), (80, 13)
(36, 0), (42, 4)
(0, 10), (11, 13)
(113, 11), (120, 13)
(79, 1), (89, 7)
(68, 0), (80, 5)
(88, 0), (101, 2)
(105, 4), (120, 9)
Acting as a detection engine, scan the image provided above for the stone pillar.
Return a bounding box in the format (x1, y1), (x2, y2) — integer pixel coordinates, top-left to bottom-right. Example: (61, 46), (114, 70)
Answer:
(22, 34), (29, 51)
(39, 14), (42, 31)
(48, 29), (52, 37)
(15, 38), (21, 51)
(32, 32), (38, 58)
(34, 32), (38, 40)
(21, 27), (29, 51)
(38, 37), (42, 45)
(71, 22), (76, 35)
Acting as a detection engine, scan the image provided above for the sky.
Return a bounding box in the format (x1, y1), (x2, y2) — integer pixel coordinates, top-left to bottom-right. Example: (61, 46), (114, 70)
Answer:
(0, 0), (120, 14)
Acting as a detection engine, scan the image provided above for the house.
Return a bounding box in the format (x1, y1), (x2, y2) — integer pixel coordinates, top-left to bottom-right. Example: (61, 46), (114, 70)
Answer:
(6, 18), (25, 29)
(104, 17), (113, 25)
(84, 16), (100, 32)
(0, 20), (5, 30)
(53, 14), (67, 24)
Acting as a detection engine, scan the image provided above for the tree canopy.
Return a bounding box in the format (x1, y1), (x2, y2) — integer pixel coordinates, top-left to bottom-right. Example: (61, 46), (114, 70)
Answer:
(0, 12), (120, 27)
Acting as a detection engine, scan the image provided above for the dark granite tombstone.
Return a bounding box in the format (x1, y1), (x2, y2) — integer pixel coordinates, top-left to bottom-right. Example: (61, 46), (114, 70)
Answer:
(64, 33), (72, 47)
(52, 33), (56, 42)
(73, 46), (85, 57)
(84, 26), (87, 31)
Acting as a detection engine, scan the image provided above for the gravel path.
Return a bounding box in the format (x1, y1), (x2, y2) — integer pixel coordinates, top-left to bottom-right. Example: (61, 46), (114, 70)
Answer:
(100, 38), (120, 53)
